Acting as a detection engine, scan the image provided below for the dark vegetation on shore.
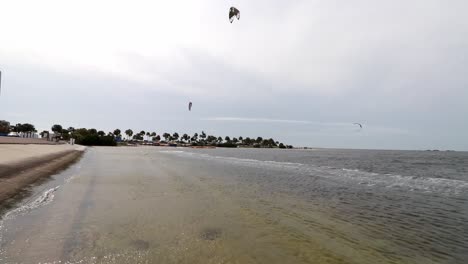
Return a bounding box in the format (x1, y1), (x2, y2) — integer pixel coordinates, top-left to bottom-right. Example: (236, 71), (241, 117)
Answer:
(0, 120), (36, 136)
(47, 125), (117, 146)
(1, 120), (293, 148)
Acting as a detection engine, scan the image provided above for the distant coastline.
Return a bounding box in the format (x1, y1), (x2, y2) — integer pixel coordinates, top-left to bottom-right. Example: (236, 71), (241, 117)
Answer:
(0, 120), (294, 149)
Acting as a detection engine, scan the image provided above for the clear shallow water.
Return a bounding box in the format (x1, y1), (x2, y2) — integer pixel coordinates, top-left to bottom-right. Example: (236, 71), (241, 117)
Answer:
(1, 147), (467, 263)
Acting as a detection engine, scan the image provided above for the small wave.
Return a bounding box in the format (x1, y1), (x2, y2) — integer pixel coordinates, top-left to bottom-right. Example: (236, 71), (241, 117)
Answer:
(65, 175), (76, 183)
(159, 150), (185, 153)
(0, 186), (60, 245)
(162, 151), (468, 194)
(342, 168), (359, 172)
(167, 151), (303, 168)
(3, 186), (59, 220)
(213, 156), (296, 167)
(335, 167), (468, 194)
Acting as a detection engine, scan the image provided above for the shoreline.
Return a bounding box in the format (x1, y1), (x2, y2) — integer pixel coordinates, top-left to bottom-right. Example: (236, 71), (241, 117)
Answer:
(0, 145), (86, 208)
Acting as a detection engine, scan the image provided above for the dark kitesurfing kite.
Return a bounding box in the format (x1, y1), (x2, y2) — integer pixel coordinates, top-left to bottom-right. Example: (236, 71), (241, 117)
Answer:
(188, 102), (193, 111)
(353, 123), (363, 129)
(229, 7), (240, 23)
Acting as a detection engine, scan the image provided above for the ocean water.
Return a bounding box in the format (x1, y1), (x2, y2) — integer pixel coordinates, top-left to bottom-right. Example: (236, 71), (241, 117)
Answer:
(163, 148), (468, 263)
(0, 147), (467, 264)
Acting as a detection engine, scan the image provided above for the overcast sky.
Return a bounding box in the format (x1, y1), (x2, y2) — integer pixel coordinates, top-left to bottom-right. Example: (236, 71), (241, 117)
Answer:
(1, 0), (467, 150)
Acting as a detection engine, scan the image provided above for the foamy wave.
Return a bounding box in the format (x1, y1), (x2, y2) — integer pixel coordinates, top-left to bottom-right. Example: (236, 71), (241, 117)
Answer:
(159, 150), (185, 153)
(2, 186), (59, 222)
(0, 186), (60, 245)
(65, 175), (76, 183)
(330, 167), (468, 194)
(162, 151), (468, 194)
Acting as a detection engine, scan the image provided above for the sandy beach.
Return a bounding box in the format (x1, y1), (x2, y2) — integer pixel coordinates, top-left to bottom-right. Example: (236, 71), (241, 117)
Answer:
(0, 144), (85, 206)
(0, 137), (59, 145)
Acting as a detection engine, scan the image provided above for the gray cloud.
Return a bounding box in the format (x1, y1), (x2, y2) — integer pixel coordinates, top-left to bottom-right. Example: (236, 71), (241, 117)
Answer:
(202, 117), (312, 124)
(0, 0), (467, 150)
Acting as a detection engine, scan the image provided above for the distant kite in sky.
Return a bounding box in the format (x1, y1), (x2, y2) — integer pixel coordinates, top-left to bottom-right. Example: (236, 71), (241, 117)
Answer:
(353, 123), (363, 129)
(229, 7), (240, 23)
(188, 102), (193, 111)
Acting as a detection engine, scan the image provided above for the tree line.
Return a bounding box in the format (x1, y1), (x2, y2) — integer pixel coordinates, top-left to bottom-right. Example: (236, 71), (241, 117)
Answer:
(118, 129), (292, 149)
(41, 124), (117, 146)
(51, 126), (292, 148)
(0, 120), (36, 134)
(1, 120), (293, 148)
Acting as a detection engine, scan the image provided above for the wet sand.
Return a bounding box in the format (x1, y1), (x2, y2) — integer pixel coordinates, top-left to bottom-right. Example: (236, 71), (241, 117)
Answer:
(1, 147), (466, 263)
(1, 147), (347, 263)
(0, 144), (85, 207)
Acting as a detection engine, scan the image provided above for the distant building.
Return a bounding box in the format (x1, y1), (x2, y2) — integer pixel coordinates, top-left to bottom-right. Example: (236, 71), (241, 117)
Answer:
(19, 132), (39, 138)
(7, 132), (19, 137)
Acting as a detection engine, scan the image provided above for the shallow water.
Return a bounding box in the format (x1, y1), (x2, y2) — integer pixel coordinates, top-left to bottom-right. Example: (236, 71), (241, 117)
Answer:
(1, 147), (467, 263)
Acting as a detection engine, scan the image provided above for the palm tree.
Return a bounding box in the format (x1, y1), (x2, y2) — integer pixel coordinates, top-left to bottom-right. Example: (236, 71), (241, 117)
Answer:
(225, 136), (231, 142)
(97, 130), (105, 136)
(150, 132), (156, 141)
(172, 132), (179, 142)
(113, 129), (121, 137)
(0, 120), (10, 134)
(51, 124), (63, 134)
(10, 123), (18, 133)
(217, 136), (223, 143)
(192, 133), (198, 142)
(232, 137), (238, 144)
(146, 132), (150, 141)
(269, 138), (277, 147)
(133, 134), (143, 140)
(125, 129), (133, 140)
(256, 137), (263, 144)
(155, 135), (161, 141)
(163, 133), (170, 141)
(200, 131), (206, 145)
(182, 133), (189, 143)
(206, 135), (216, 144)
(239, 136), (243, 144)
(51, 124), (63, 140)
